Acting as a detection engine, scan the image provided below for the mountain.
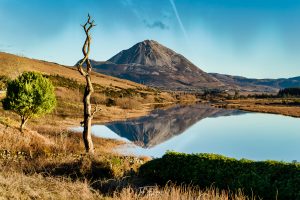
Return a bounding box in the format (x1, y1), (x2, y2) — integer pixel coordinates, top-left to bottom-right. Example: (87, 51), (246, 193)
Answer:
(106, 104), (245, 148)
(80, 40), (300, 93)
(90, 40), (223, 91)
(210, 73), (300, 93)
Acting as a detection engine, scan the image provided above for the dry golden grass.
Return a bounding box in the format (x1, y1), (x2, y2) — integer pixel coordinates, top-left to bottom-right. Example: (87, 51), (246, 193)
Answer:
(0, 125), (147, 192)
(142, 95), (156, 104)
(55, 87), (83, 103)
(0, 170), (251, 200)
(0, 171), (102, 200)
(0, 121), (124, 159)
(177, 93), (198, 103)
(91, 93), (108, 105)
(159, 92), (176, 102)
(0, 52), (143, 89)
(112, 186), (250, 200)
(0, 127), (53, 157)
(238, 105), (300, 117)
(116, 97), (143, 110)
(223, 98), (300, 117)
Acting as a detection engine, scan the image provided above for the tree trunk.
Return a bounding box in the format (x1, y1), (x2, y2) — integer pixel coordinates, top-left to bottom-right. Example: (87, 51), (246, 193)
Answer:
(77, 15), (96, 154)
(82, 76), (94, 154)
(20, 116), (28, 132)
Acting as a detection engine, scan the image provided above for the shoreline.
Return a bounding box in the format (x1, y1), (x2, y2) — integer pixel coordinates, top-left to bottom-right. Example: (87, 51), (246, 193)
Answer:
(212, 98), (300, 118)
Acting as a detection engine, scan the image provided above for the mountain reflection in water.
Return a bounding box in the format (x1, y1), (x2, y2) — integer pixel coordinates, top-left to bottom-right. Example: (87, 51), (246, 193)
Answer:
(105, 104), (244, 148)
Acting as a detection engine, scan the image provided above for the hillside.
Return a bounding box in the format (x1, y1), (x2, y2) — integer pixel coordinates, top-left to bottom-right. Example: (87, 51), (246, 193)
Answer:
(0, 52), (181, 130)
(0, 52), (145, 89)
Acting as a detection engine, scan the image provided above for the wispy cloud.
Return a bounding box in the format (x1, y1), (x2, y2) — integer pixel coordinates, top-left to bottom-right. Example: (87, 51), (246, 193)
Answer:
(169, 0), (188, 41)
(121, 0), (169, 31)
(143, 20), (169, 30)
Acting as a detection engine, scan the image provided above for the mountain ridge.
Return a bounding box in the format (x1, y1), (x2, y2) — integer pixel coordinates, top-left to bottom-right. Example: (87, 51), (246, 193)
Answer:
(79, 40), (300, 93)
(90, 40), (223, 91)
(210, 73), (300, 92)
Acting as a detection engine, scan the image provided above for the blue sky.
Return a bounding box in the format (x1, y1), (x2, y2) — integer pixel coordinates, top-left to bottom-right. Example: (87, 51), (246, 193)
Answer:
(1, 0), (300, 78)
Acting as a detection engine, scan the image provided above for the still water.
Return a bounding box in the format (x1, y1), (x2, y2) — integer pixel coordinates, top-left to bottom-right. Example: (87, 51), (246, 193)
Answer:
(87, 104), (300, 162)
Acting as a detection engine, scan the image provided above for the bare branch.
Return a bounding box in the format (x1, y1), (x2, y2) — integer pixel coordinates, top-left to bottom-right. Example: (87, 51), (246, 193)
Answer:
(91, 104), (101, 117)
(77, 14), (96, 75)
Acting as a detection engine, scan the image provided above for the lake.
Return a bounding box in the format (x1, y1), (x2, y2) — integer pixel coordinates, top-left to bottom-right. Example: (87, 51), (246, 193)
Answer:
(82, 104), (300, 162)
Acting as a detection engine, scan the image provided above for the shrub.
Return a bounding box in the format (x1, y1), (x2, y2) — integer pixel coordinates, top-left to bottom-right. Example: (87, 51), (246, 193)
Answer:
(90, 93), (107, 105)
(115, 97), (142, 110)
(139, 152), (300, 200)
(177, 94), (197, 103)
(2, 72), (56, 131)
(105, 98), (116, 107)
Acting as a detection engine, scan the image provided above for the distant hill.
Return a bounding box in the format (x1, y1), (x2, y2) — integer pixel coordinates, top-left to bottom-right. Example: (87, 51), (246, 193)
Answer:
(89, 40), (223, 91)
(86, 40), (300, 93)
(210, 73), (300, 93)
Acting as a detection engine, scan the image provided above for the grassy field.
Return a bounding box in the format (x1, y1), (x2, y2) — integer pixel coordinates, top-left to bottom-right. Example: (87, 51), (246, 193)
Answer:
(213, 98), (300, 118)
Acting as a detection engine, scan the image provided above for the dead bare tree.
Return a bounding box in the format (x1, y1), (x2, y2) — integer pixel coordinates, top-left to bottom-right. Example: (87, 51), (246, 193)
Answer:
(77, 14), (96, 154)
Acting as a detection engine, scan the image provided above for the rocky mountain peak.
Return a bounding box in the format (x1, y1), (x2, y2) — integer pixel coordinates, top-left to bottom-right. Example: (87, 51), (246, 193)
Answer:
(91, 40), (223, 91)
(108, 40), (192, 71)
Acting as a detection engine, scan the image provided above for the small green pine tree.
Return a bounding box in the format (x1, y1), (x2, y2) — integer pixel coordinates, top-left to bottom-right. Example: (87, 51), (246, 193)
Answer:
(2, 72), (56, 132)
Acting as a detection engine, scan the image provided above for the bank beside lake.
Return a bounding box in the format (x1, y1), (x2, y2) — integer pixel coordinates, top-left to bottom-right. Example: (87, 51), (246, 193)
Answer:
(213, 98), (300, 118)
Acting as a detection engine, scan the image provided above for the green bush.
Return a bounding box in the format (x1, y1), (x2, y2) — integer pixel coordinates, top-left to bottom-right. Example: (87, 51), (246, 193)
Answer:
(139, 152), (300, 200)
(2, 72), (56, 131)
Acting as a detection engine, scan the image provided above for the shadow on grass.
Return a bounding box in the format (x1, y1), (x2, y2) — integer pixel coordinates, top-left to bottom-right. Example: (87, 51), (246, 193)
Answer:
(36, 156), (114, 181)
(28, 155), (147, 196)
